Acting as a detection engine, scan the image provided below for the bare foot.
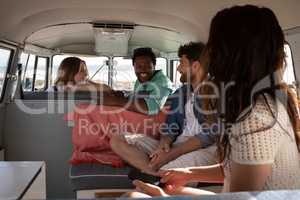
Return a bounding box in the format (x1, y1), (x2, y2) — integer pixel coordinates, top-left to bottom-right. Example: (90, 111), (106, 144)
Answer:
(133, 180), (168, 197)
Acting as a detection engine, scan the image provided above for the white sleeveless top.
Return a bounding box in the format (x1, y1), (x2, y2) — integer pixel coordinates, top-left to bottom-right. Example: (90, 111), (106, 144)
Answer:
(223, 94), (300, 192)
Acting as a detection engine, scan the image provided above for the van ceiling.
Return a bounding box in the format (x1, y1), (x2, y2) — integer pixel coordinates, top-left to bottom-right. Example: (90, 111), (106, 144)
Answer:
(1, 0), (299, 54)
(25, 23), (194, 55)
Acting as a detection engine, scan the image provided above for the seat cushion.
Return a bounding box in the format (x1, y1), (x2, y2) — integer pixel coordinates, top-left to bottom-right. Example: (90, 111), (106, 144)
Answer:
(69, 164), (134, 191)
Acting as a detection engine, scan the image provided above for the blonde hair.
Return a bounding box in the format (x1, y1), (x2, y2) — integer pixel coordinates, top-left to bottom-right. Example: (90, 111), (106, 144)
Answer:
(55, 57), (87, 85)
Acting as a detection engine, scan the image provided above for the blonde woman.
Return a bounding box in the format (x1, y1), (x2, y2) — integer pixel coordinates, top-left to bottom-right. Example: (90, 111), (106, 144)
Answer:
(49, 56), (111, 92)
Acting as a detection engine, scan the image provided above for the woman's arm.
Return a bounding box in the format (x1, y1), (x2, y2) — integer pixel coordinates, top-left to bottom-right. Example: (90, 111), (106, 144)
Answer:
(160, 164), (224, 187)
(70, 80), (113, 92)
(86, 80), (113, 92)
(229, 162), (272, 192)
(188, 164), (224, 183)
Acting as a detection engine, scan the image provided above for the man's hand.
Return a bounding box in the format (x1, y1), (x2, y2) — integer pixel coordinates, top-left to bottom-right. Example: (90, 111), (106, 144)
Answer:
(149, 135), (172, 160)
(149, 149), (176, 170)
(149, 136), (202, 171)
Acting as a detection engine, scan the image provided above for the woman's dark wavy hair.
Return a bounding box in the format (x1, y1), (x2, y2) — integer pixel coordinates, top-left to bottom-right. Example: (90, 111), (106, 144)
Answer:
(201, 5), (300, 161)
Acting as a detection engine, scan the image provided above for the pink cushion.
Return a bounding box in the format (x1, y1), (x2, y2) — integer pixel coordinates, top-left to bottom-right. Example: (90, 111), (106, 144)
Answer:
(70, 150), (125, 167)
(65, 104), (168, 166)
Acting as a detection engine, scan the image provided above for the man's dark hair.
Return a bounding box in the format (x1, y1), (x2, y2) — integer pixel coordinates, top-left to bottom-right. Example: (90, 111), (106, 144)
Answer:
(178, 42), (205, 63)
(132, 47), (156, 66)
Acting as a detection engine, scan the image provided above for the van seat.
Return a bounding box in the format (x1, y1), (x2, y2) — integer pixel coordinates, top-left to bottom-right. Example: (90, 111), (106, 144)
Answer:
(69, 164), (133, 191)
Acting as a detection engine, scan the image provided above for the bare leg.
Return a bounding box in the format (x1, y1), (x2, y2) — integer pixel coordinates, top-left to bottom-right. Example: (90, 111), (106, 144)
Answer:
(122, 191), (152, 198)
(165, 186), (216, 196)
(124, 182), (215, 198)
(110, 135), (158, 175)
(121, 191), (152, 198)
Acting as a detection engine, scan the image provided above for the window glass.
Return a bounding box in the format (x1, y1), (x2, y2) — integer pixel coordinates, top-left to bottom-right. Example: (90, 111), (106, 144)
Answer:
(52, 55), (109, 85)
(156, 58), (167, 75)
(172, 60), (181, 89)
(23, 54), (36, 91)
(0, 48), (12, 99)
(283, 44), (296, 85)
(112, 57), (136, 90)
(19, 53), (29, 82)
(85, 56), (109, 85)
(112, 57), (168, 91)
(34, 57), (47, 91)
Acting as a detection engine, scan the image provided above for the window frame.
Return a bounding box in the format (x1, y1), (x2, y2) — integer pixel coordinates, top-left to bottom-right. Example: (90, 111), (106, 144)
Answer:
(0, 45), (14, 102)
(22, 53), (36, 91)
(20, 53), (29, 82)
(111, 56), (135, 90)
(32, 56), (49, 91)
(22, 54), (50, 92)
(50, 54), (171, 91)
(50, 54), (110, 87)
(170, 59), (179, 81)
(170, 59), (181, 88)
(156, 57), (168, 77)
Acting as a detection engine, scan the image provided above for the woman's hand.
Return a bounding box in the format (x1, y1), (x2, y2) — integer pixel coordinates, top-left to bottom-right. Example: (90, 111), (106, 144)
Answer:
(159, 168), (192, 188)
(133, 180), (168, 197)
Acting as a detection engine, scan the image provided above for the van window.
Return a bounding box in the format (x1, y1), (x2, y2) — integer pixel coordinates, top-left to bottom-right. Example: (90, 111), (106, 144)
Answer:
(112, 57), (167, 91)
(19, 53), (29, 73)
(156, 58), (167, 75)
(112, 57), (136, 90)
(0, 48), (12, 100)
(21, 53), (49, 91)
(34, 57), (47, 90)
(23, 54), (36, 91)
(171, 60), (181, 89)
(52, 55), (109, 85)
(283, 44), (296, 85)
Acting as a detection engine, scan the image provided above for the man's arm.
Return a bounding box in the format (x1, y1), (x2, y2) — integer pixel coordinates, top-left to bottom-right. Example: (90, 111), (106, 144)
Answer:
(150, 135), (174, 158)
(159, 89), (183, 142)
(169, 136), (202, 158)
(99, 84), (172, 115)
(99, 91), (149, 114)
(62, 81), (112, 92)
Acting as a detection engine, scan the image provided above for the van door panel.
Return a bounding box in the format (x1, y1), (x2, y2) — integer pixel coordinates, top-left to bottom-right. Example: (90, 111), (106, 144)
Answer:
(0, 106), (5, 149)
(4, 100), (78, 198)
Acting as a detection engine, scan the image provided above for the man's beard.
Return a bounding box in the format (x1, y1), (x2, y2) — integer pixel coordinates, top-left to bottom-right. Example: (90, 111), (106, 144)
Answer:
(180, 73), (193, 83)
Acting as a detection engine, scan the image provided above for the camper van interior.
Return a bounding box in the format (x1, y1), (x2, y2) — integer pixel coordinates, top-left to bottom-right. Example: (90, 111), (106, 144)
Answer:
(0, 0), (300, 199)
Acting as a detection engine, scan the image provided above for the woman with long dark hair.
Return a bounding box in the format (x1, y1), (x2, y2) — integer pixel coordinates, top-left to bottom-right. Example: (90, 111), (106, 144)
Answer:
(126, 5), (300, 197)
